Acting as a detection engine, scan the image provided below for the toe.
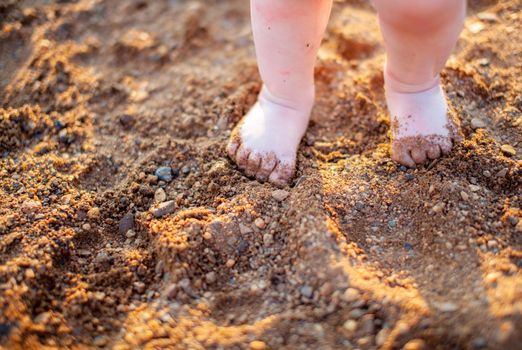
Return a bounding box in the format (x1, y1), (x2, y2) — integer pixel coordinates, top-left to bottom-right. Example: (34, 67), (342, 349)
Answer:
(392, 142), (416, 168)
(235, 145), (251, 170)
(227, 140), (240, 159)
(245, 152), (262, 177)
(427, 144), (441, 160)
(268, 158), (295, 187)
(411, 147), (428, 164)
(256, 153), (277, 182)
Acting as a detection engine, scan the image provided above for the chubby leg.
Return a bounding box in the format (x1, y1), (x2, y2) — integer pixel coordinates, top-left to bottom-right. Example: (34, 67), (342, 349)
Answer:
(373, 0), (466, 167)
(227, 0), (332, 186)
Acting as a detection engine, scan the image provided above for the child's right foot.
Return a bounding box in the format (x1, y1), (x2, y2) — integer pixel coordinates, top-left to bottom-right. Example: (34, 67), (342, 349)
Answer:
(227, 86), (314, 187)
(385, 77), (462, 167)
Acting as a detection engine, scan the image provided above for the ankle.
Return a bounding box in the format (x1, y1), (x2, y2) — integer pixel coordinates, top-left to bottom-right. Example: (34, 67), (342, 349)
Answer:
(260, 84), (315, 112)
(384, 66), (440, 94)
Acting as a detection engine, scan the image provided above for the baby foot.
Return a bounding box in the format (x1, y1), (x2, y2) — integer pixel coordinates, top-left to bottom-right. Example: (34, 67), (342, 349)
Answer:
(227, 86), (314, 187)
(386, 80), (462, 167)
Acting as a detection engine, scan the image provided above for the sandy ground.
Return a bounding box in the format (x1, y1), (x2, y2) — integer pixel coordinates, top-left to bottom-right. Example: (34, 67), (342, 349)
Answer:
(0, 0), (521, 349)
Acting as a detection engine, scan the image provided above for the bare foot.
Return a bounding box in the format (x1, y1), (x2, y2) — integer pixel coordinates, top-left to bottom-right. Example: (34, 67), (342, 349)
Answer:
(386, 83), (462, 167)
(227, 86), (313, 187)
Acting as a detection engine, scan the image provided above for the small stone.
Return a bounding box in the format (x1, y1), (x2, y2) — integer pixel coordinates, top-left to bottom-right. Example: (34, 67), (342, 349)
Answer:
(203, 231), (212, 240)
(460, 191), (469, 201)
(432, 202), (445, 213)
(151, 200), (176, 218)
(496, 168), (508, 178)
(516, 221), (522, 233)
(118, 212), (135, 234)
(154, 188), (167, 203)
(82, 223), (91, 231)
(254, 218), (266, 229)
(154, 167), (173, 182)
(133, 281), (146, 293)
(300, 285), (313, 298)
(319, 282), (334, 297)
(21, 199), (42, 214)
(93, 335), (109, 347)
(239, 223), (253, 235)
(469, 184), (481, 192)
(95, 251), (110, 264)
(500, 144), (516, 156)
(126, 230), (137, 239)
(387, 220), (397, 229)
(87, 207), (101, 220)
(94, 292), (106, 301)
(262, 233), (273, 246)
(487, 240), (498, 249)
(343, 319), (357, 333)
(25, 269), (35, 279)
(205, 272), (217, 284)
(433, 301), (458, 312)
(342, 288), (360, 302)
(164, 284), (178, 299)
(470, 118), (486, 129)
(376, 328), (389, 346)
(272, 189), (289, 202)
(78, 249), (91, 256)
(404, 339), (426, 350)
(249, 341), (267, 350)
(477, 12), (499, 22)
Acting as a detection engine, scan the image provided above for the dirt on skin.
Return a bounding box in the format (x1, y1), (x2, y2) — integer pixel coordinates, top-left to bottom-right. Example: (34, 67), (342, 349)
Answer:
(0, 0), (521, 349)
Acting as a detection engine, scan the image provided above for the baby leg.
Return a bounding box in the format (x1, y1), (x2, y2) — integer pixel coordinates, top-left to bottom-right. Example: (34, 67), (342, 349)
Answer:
(373, 0), (466, 167)
(227, 0), (332, 186)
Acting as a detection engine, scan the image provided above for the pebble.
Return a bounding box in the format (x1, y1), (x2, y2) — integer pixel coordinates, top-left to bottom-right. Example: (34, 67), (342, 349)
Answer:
(25, 269), (35, 279)
(21, 199), (42, 214)
(387, 220), (397, 229)
(272, 189), (289, 202)
(249, 341), (267, 350)
(404, 339), (426, 350)
(154, 167), (174, 182)
(343, 319), (357, 332)
(239, 223), (253, 235)
(500, 144), (516, 156)
(78, 249), (91, 256)
(133, 281), (146, 293)
(87, 207), (101, 220)
(95, 251), (110, 264)
(225, 259), (235, 268)
(203, 231), (212, 240)
(470, 118), (486, 129)
(205, 271), (217, 284)
(254, 218), (266, 229)
(93, 336), (109, 347)
(319, 282), (334, 297)
(342, 288), (360, 302)
(460, 191), (469, 201)
(300, 285), (313, 298)
(164, 284), (178, 299)
(118, 212), (135, 234)
(496, 168), (508, 178)
(487, 240), (498, 249)
(263, 233), (274, 246)
(433, 301), (458, 312)
(432, 202), (445, 213)
(154, 188), (167, 203)
(477, 12), (499, 22)
(516, 221), (522, 233)
(151, 200), (176, 218)
(126, 230), (137, 239)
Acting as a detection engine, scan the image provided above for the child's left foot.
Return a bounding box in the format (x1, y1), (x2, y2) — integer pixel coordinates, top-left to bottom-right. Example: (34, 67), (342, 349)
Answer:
(386, 81), (462, 167)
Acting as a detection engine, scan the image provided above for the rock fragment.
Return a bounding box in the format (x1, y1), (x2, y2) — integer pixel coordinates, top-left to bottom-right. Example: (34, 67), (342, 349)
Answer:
(154, 166), (174, 182)
(272, 189), (289, 202)
(151, 200), (176, 218)
(118, 212), (135, 234)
